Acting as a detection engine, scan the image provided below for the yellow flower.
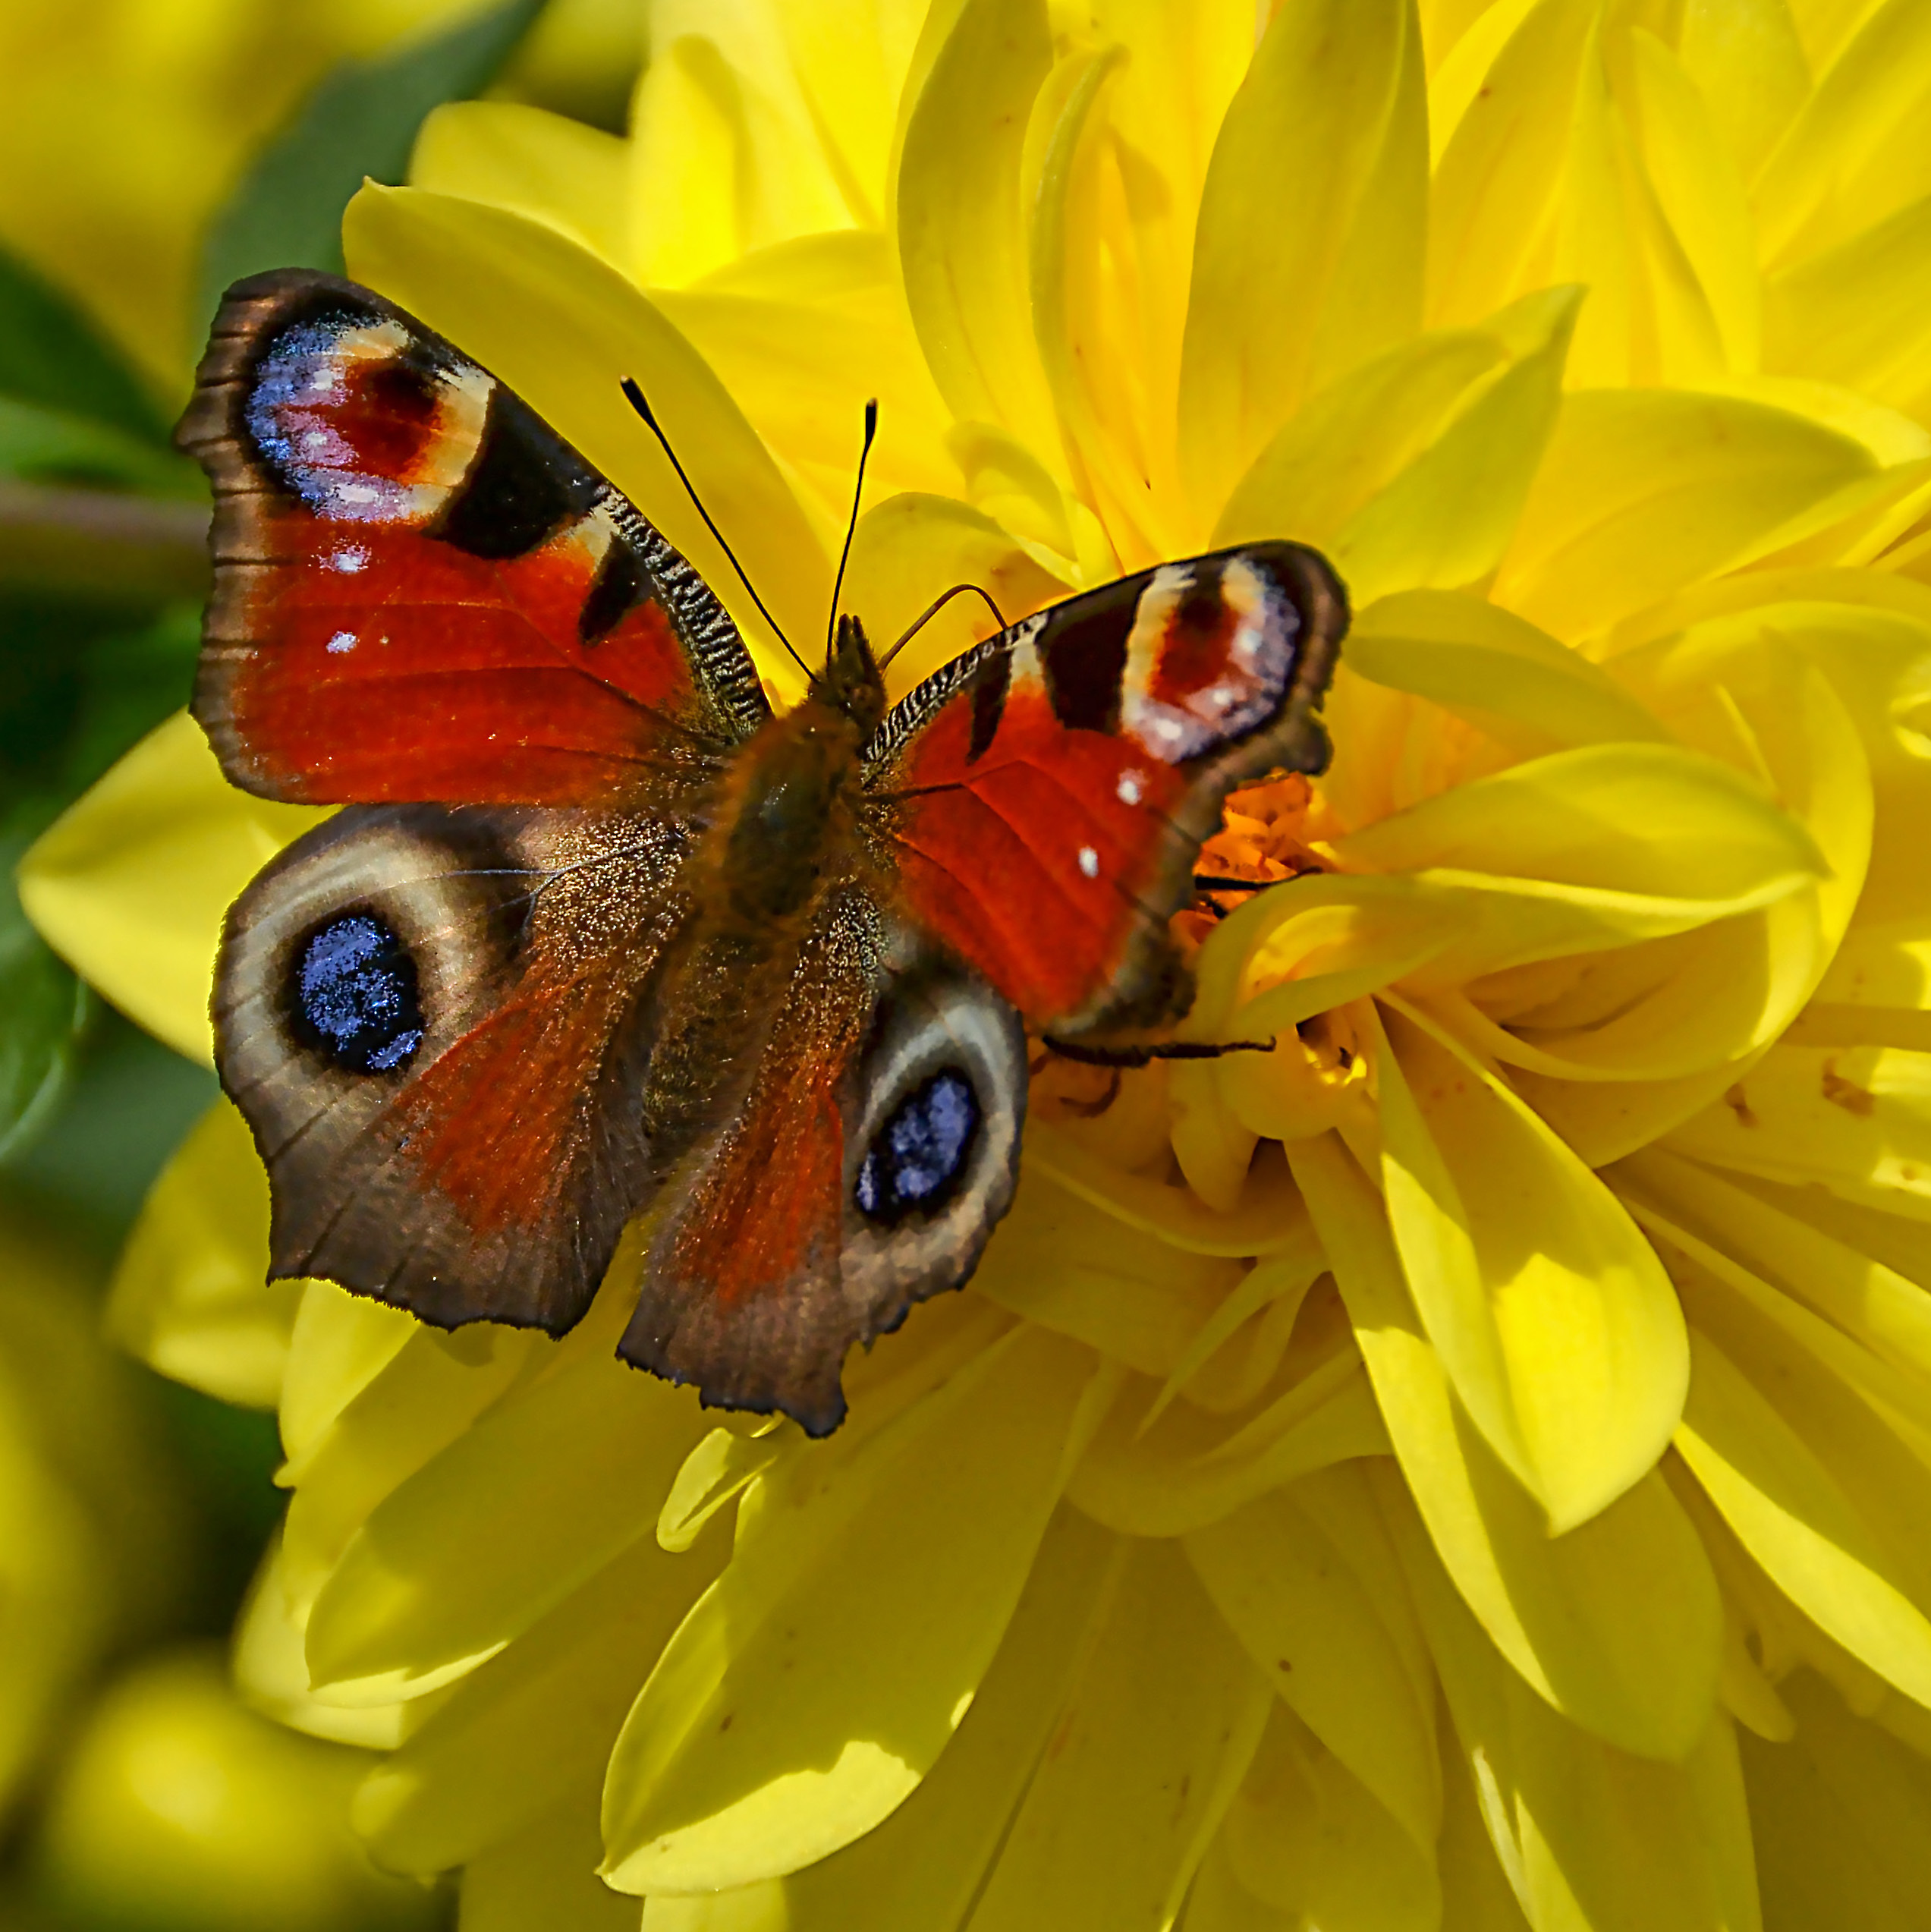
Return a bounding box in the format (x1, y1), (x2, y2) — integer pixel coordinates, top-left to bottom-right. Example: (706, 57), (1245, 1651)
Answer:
(0, 1207), (191, 1825)
(0, 0), (642, 394)
(24, 0), (1931, 1922)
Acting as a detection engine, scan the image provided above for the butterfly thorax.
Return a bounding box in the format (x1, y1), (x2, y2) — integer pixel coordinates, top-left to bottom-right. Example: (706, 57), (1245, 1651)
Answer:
(700, 615), (887, 932)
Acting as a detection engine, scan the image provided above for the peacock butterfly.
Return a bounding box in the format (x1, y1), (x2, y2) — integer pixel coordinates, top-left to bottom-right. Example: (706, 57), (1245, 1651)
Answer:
(177, 269), (1348, 1434)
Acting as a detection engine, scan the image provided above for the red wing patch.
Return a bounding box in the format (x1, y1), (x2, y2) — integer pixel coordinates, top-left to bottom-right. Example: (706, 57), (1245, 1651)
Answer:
(178, 269), (769, 808)
(863, 542), (1346, 1031)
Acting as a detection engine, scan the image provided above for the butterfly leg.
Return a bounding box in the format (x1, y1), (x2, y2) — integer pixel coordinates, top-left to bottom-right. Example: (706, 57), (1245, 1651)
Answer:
(1038, 1036), (1276, 1068)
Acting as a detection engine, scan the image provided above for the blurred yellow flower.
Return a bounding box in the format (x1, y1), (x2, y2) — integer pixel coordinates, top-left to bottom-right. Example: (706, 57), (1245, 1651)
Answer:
(24, 0), (1931, 1924)
(0, 0), (643, 395)
(35, 1647), (435, 1932)
(0, 1207), (190, 1827)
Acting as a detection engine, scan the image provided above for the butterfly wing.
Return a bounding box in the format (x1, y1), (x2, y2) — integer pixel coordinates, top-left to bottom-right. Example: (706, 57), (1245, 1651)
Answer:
(617, 892), (1027, 1435)
(178, 269), (769, 809)
(215, 804), (689, 1334)
(862, 540), (1346, 1031)
(178, 269), (769, 1337)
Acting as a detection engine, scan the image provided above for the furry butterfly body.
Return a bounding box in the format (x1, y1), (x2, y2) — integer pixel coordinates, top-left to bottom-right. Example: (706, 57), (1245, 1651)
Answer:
(180, 269), (1347, 1433)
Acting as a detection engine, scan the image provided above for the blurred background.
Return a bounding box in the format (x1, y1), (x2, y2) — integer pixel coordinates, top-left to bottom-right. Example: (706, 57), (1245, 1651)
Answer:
(0, 3), (632, 1924)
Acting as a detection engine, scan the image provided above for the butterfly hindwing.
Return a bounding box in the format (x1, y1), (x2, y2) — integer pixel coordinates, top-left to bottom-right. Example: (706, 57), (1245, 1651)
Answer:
(618, 897), (1027, 1435)
(863, 541), (1346, 1031)
(178, 269), (769, 810)
(216, 803), (693, 1333)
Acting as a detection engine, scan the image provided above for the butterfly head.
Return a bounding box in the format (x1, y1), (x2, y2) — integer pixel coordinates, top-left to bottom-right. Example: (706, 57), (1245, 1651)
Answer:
(813, 610), (887, 738)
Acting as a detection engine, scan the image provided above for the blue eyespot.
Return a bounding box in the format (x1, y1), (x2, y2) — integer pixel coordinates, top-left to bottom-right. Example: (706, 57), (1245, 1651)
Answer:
(856, 1069), (979, 1223)
(290, 912), (423, 1075)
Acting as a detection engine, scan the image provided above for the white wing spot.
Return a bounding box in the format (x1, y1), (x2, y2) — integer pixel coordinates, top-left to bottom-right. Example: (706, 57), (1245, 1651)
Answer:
(326, 631), (357, 655)
(1078, 845), (1100, 879)
(336, 482), (379, 505)
(327, 545), (369, 574)
(1116, 769), (1145, 806)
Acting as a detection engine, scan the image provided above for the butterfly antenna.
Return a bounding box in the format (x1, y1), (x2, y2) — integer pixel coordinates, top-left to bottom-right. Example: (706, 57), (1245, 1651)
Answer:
(827, 398), (879, 666)
(620, 376), (810, 678)
(876, 582), (1011, 671)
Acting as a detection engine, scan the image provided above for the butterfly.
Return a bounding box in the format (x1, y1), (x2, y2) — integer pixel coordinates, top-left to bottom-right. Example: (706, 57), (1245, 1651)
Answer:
(177, 269), (1348, 1435)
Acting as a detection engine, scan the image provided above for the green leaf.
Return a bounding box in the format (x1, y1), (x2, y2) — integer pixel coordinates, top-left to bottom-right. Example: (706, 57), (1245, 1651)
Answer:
(0, 835), (86, 1161)
(1, 1005), (216, 1244)
(0, 600), (200, 823)
(197, 0), (548, 329)
(0, 395), (200, 496)
(0, 242), (172, 445)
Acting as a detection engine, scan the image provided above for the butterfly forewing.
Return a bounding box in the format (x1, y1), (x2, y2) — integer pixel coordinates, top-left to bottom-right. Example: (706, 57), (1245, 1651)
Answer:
(180, 269), (769, 809)
(862, 541), (1346, 1033)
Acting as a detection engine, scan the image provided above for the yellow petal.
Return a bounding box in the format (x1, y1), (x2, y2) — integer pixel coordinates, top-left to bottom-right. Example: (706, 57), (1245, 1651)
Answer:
(1187, 1465), (1443, 1857)
(1024, 1123), (1316, 1257)
(1675, 0), (1810, 181)
(1344, 587), (1668, 757)
(835, 492), (1069, 695)
(971, 1172), (1246, 1380)
(1426, 0), (1599, 331)
(1330, 287), (1580, 606)
(305, 1360), (709, 1707)
(657, 1425), (788, 1556)
(1216, 284), (1580, 611)
(1492, 391), (1876, 637)
(1326, 741), (1828, 998)
(17, 713), (321, 1065)
(1621, 27), (1762, 374)
(627, 36), (753, 288)
(1216, 324), (1510, 550)
(1618, 1149), (1931, 1399)
(1766, 192), (1931, 429)
(775, 0), (926, 229)
(1665, 1042), (1931, 1223)
(277, 1320), (540, 1635)
(1375, 1002), (1689, 1529)
(961, 1539), (1272, 1932)
(1676, 1314), (1931, 1711)
(769, 1509), (1119, 1932)
(354, 1529), (726, 1876)
(895, 0), (1057, 446)
(1166, 1056), (1263, 1212)
(342, 184), (831, 688)
(1028, 0), (1252, 563)
(650, 284), (956, 524)
(1188, 873), (1468, 1046)
(105, 1098), (290, 1409)
(231, 1535), (420, 1754)
(1294, 1132), (1721, 1757)
(277, 1282), (419, 1477)
(1753, 0), (1931, 266)
(1069, 1348), (1389, 1536)
(459, 1786), (633, 1932)
(1178, 0), (1423, 518)
(599, 1325), (1099, 1892)
(1436, 1713), (1536, 1930)
(628, 5), (857, 286)
(1385, 1475), (1762, 1932)
(1423, 0), (1541, 159)
(1218, 1704), (1442, 1931)
(410, 100), (631, 267)
(1332, 740), (1825, 901)
(1739, 1669), (1931, 1926)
